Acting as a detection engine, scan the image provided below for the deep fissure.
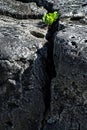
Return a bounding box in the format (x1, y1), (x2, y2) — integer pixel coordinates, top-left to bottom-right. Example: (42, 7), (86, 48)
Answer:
(39, 18), (60, 130)
(40, 40), (56, 130)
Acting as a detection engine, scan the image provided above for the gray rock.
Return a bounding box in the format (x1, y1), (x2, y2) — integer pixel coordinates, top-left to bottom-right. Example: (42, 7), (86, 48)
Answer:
(53, 0), (87, 18)
(30, 0), (87, 24)
(0, 15), (49, 130)
(0, 0), (87, 130)
(44, 24), (87, 130)
(0, 0), (47, 19)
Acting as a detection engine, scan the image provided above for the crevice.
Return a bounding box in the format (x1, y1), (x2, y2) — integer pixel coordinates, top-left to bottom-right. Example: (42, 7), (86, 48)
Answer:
(40, 21), (65, 130)
(40, 41), (56, 130)
(40, 22), (60, 130)
(5, 121), (13, 128)
(0, 9), (43, 20)
(58, 105), (64, 118)
(70, 16), (84, 21)
(82, 3), (87, 7)
(78, 123), (80, 130)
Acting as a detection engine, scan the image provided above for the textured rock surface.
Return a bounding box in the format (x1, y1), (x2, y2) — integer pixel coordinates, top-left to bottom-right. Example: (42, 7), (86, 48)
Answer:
(44, 25), (87, 130)
(0, 13), (49, 130)
(42, 0), (87, 130)
(32, 0), (87, 24)
(0, 0), (87, 130)
(52, 0), (87, 18)
(43, 12), (87, 130)
(0, 0), (47, 19)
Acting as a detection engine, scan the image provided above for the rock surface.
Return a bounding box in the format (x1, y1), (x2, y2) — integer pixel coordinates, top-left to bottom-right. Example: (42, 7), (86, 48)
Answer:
(42, 0), (87, 130)
(44, 24), (87, 130)
(0, 18), (44, 130)
(0, 0), (87, 130)
(0, 1), (49, 129)
(0, 0), (47, 19)
(32, 0), (87, 24)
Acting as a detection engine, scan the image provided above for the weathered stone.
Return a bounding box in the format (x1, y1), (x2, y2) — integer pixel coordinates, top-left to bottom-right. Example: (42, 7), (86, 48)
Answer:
(0, 0), (87, 130)
(53, 0), (87, 18)
(30, 0), (87, 24)
(44, 24), (87, 130)
(0, 0), (47, 19)
(0, 15), (49, 130)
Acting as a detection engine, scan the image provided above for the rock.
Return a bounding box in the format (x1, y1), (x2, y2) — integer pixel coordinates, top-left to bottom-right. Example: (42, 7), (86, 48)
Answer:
(31, 0), (87, 24)
(0, 15), (50, 130)
(0, 0), (87, 130)
(53, 0), (87, 17)
(0, 0), (47, 19)
(42, 1), (87, 129)
(0, 0), (54, 130)
(44, 24), (87, 130)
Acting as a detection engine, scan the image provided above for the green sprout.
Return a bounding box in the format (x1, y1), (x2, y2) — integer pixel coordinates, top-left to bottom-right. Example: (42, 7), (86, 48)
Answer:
(42, 11), (60, 25)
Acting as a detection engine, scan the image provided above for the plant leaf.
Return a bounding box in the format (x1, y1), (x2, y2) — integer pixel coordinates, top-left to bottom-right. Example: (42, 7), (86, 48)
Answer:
(42, 11), (60, 25)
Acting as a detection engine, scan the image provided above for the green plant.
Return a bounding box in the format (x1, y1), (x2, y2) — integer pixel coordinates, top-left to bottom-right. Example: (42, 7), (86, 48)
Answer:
(42, 11), (60, 25)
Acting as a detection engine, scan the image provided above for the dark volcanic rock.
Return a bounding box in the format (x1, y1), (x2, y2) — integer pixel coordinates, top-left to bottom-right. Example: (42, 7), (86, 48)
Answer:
(0, 16), (49, 130)
(44, 25), (87, 130)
